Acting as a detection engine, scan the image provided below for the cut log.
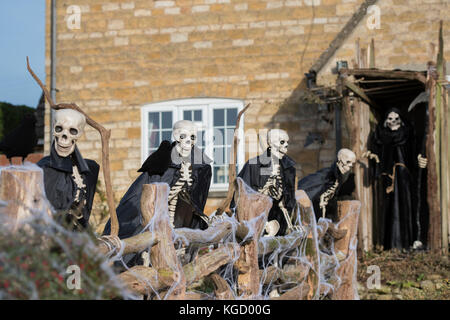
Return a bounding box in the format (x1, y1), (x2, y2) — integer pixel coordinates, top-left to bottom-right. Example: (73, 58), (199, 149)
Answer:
(234, 178), (272, 298)
(175, 221), (233, 246)
(332, 200), (361, 300)
(271, 282), (310, 300)
(118, 266), (177, 296)
(0, 166), (52, 232)
(210, 273), (235, 300)
(97, 231), (161, 256)
(142, 183), (186, 300)
(184, 243), (240, 285)
(97, 217), (236, 257)
(258, 230), (306, 256)
(118, 243), (239, 296)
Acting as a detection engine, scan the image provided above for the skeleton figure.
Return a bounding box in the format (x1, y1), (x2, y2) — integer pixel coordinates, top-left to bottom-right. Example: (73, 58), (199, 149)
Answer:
(384, 111), (403, 131)
(366, 107), (428, 249)
(167, 120), (197, 227)
(103, 120), (212, 245)
(236, 129), (297, 236)
(298, 148), (356, 221)
(318, 149), (356, 218)
(38, 109), (99, 230)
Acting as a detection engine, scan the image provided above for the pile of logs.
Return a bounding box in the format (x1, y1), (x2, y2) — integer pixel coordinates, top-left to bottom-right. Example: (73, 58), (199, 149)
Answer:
(0, 166), (361, 300)
(97, 177), (361, 300)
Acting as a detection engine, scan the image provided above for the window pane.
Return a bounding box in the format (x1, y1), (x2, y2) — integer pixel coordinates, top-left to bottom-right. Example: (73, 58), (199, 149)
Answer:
(194, 110), (202, 121)
(161, 112), (172, 129)
(213, 128), (225, 145)
(149, 131), (160, 149)
(213, 147), (225, 165)
(148, 113), (159, 130)
(213, 109), (225, 126)
(183, 110), (192, 120)
(214, 166), (227, 184)
(226, 128), (234, 146)
(162, 130), (172, 142)
(227, 108), (237, 126)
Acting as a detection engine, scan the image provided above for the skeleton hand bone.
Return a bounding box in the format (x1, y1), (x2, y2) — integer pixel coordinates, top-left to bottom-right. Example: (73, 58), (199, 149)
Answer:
(362, 151), (380, 163)
(418, 154), (428, 169)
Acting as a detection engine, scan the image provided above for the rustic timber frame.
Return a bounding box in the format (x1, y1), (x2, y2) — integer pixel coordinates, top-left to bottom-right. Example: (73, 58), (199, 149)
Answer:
(336, 22), (449, 254)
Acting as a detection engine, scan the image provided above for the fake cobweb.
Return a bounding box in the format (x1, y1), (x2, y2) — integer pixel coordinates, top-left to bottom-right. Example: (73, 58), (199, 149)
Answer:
(0, 164), (359, 300)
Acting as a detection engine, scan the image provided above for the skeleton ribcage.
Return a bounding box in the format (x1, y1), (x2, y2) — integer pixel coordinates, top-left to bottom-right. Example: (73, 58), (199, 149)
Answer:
(319, 180), (339, 217)
(168, 161), (193, 227)
(258, 164), (283, 200)
(71, 165), (87, 219)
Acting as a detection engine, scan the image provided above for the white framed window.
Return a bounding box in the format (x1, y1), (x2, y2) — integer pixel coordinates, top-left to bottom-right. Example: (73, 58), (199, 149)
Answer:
(141, 98), (245, 191)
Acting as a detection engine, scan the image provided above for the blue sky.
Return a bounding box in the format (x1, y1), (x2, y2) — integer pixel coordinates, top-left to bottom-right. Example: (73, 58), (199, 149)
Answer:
(0, 1), (45, 108)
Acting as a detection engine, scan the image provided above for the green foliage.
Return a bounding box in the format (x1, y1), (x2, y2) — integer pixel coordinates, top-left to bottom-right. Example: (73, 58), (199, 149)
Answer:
(0, 102), (35, 141)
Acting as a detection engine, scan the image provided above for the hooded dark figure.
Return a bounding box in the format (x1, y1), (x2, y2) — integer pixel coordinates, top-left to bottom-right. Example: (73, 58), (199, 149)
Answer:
(37, 142), (99, 230)
(102, 140), (212, 240)
(235, 149), (296, 236)
(368, 107), (419, 250)
(297, 162), (355, 222)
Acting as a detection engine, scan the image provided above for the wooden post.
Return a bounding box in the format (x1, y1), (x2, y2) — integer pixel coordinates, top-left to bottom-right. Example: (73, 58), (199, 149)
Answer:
(0, 166), (52, 231)
(295, 189), (320, 299)
(341, 95), (373, 252)
(141, 183), (186, 300)
(234, 177), (272, 299)
(333, 200), (361, 300)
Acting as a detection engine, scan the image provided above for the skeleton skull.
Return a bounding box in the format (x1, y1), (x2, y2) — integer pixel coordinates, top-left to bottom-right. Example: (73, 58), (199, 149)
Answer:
(336, 148), (356, 175)
(173, 120), (198, 158)
(53, 109), (86, 157)
(267, 129), (289, 159)
(384, 111), (402, 131)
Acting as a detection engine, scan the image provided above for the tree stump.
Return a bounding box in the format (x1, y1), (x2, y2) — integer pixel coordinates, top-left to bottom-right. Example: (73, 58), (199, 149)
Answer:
(332, 200), (361, 300)
(234, 178), (272, 299)
(0, 166), (52, 232)
(141, 183), (186, 300)
(296, 189), (321, 300)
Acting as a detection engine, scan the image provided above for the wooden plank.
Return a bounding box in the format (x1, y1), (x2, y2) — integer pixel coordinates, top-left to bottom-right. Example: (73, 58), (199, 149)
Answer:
(344, 79), (380, 110)
(340, 68), (427, 84)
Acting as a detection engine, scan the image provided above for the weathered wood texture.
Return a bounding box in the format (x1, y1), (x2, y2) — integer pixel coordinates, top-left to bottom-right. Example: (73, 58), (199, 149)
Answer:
(234, 177), (272, 298)
(0, 167), (51, 231)
(332, 200), (361, 300)
(141, 183), (186, 300)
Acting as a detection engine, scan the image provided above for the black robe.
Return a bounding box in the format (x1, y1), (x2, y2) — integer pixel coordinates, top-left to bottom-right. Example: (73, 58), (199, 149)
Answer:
(236, 149), (296, 236)
(369, 107), (418, 250)
(37, 143), (99, 229)
(102, 144), (212, 239)
(297, 162), (355, 222)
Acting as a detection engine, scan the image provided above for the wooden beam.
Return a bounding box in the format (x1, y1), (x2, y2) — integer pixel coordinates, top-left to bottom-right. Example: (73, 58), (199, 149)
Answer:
(341, 68), (427, 84)
(344, 79), (380, 109)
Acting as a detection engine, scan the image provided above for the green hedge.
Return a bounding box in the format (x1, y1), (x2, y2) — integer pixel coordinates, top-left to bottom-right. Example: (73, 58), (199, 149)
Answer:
(0, 102), (35, 141)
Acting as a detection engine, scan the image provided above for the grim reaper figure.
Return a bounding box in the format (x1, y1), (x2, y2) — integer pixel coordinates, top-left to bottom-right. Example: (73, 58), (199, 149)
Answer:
(38, 109), (99, 230)
(103, 120), (211, 239)
(364, 108), (427, 250)
(236, 129), (297, 236)
(298, 148), (356, 222)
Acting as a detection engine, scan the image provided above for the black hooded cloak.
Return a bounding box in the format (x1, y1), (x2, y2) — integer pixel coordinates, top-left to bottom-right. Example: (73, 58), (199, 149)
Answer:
(37, 142), (99, 229)
(369, 107), (417, 250)
(102, 141), (212, 239)
(297, 162), (355, 222)
(236, 149), (296, 236)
